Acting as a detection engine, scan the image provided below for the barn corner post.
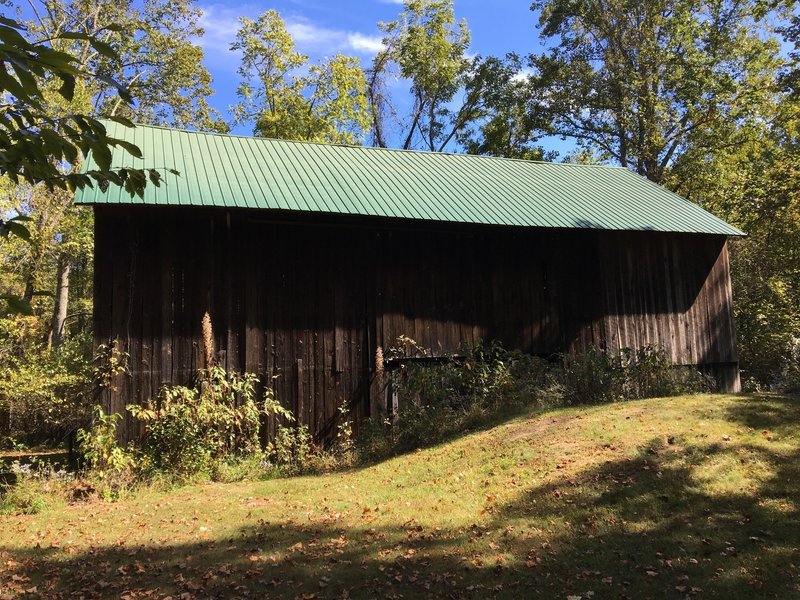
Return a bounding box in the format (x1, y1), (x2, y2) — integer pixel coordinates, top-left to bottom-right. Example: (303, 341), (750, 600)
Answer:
(716, 239), (741, 392)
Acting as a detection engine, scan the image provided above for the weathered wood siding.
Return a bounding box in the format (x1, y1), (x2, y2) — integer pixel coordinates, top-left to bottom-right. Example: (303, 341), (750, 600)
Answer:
(94, 206), (740, 443)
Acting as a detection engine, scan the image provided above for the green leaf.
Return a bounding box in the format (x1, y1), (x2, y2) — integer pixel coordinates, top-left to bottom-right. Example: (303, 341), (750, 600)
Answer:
(89, 38), (117, 59)
(106, 115), (136, 128)
(58, 74), (76, 101)
(92, 142), (113, 172)
(113, 139), (143, 159)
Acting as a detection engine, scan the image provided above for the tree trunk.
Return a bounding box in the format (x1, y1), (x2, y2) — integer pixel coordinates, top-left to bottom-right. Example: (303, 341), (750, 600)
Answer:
(47, 253), (70, 347)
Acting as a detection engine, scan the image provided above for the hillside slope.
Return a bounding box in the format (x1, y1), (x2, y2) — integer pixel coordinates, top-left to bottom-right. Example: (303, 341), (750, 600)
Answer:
(2, 394), (799, 599)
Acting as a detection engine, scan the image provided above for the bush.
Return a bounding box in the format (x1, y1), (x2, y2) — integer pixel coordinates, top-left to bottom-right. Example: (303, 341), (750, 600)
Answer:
(558, 346), (624, 405)
(358, 339), (714, 459)
(128, 367), (283, 479)
(555, 346), (715, 405)
(267, 424), (316, 474)
(0, 322), (93, 445)
(77, 406), (134, 494)
(359, 340), (553, 458)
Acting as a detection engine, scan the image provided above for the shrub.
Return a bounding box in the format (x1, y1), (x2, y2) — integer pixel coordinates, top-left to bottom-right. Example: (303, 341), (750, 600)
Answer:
(358, 339), (553, 458)
(623, 346), (715, 397)
(358, 339), (714, 459)
(558, 346), (624, 405)
(267, 424), (316, 474)
(0, 323), (93, 445)
(128, 367), (286, 479)
(555, 345), (714, 405)
(76, 405), (135, 498)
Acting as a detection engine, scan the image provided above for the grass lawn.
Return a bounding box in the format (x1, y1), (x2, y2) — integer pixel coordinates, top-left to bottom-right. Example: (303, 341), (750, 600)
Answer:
(1, 393), (799, 599)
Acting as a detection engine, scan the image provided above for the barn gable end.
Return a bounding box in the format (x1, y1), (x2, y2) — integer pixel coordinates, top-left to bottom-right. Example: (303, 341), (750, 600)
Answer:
(78, 123), (743, 443)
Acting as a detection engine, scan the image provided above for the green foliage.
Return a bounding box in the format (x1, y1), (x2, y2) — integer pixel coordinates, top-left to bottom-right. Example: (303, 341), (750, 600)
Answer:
(360, 339), (550, 456)
(558, 346), (625, 405)
(267, 424), (316, 475)
(527, 0), (790, 183)
(359, 339), (713, 459)
(333, 400), (355, 457)
(23, 0), (224, 132)
(371, 0), (486, 151)
(0, 320), (93, 443)
(233, 10), (370, 144)
(128, 367), (269, 478)
(672, 68), (800, 386)
(457, 54), (553, 160)
(557, 346), (714, 406)
(0, 15), (165, 195)
(76, 406), (134, 492)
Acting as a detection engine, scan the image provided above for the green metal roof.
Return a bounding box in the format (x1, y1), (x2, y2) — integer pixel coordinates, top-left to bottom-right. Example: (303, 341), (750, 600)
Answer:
(76, 122), (744, 236)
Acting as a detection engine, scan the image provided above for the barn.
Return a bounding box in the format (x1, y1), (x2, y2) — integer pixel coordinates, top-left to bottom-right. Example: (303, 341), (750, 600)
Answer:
(76, 122), (744, 443)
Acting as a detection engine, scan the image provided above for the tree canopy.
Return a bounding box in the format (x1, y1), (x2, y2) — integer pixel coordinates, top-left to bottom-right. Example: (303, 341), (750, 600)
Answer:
(0, 15), (153, 195)
(526, 0), (790, 183)
(233, 10), (370, 144)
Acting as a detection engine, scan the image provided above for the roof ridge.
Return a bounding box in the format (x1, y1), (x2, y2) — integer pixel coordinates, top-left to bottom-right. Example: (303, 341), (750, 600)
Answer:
(99, 119), (627, 170)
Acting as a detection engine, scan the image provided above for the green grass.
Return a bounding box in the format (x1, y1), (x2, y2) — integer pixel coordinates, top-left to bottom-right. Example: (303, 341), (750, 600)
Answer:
(1, 393), (799, 598)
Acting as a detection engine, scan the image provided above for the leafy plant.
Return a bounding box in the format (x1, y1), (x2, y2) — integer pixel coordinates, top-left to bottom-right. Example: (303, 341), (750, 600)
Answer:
(359, 339), (713, 459)
(129, 368), (254, 477)
(76, 406), (134, 492)
(127, 367), (290, 479)
(0, 324), (94, 445)
(267, 424), (315, 475)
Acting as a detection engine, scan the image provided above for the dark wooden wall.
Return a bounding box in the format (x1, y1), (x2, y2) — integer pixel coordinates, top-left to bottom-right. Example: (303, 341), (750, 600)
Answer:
(93, 206), (739, 443)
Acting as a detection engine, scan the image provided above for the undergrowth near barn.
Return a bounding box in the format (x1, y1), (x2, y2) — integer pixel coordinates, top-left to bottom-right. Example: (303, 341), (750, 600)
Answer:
(1, 393), (798, 599)
(358, 341), (714, 460)
(0, 342), (717, 503)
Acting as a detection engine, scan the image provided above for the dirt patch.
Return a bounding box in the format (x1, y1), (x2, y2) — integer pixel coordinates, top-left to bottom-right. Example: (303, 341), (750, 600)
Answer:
(508, 414), (576, 441)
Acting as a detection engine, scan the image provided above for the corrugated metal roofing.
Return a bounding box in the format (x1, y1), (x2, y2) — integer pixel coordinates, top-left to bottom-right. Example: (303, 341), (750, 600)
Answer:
(75, 121), (744, 236)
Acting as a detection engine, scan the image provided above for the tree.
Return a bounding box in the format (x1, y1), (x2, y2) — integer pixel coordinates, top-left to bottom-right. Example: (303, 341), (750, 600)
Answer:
(527, 0), (790, 183)
(14, 0), (221, 342)
(0, 15), (154, 197)
(23, 0), (225, 132)
(369, 0), (486, 152)
(0, 14), (161, 319)
(233, 10), (370, 144)
(457, 54), (552, 160)
(690, 23), (800, 388)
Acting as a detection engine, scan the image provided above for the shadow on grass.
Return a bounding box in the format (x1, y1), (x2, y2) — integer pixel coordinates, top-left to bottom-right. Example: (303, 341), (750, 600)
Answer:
(498, 440), (800, 598)
(723, 392), (800, 434)
(3, 396), (799, 599)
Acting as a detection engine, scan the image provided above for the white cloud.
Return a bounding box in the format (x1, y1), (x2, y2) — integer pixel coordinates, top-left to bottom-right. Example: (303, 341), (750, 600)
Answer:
(286, 21), (341, 45)
(347, 33), (385, 53)
(197, 5), (246, 54)
(197, 4), (385, 61)
(379, 0), (405, 4)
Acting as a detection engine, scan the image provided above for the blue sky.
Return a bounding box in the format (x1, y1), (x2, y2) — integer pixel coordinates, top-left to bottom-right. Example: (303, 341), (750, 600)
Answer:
(196, 0), (558, 149)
